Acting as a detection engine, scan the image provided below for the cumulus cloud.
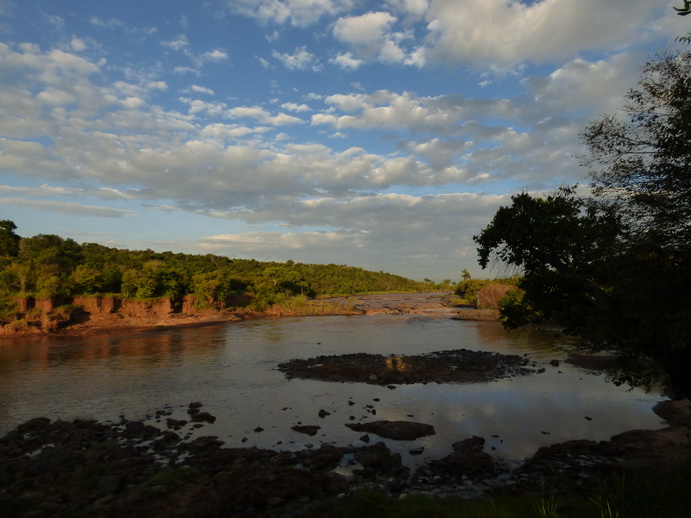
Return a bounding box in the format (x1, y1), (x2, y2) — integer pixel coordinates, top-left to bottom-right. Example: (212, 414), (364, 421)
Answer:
(221, 0), (355, 27)
(272, 46), (319, 70)
(419, 0), (660, 69)
(189, 84), (215, 95)
(281, 102), (311, 112)
(0, 39), (598, 220)
(0, 14), (668, 279)
(333, 11), (411, 64)
(331, 51), (362, 70)
(226, 105), (304, 125)
(201, 49), (228, 62)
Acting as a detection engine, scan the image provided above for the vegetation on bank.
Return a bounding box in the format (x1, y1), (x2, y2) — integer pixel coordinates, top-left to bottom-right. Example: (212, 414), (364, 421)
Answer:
(0, 220), (432, 322)
(296, 467), (691, 518)
(453, 268), (520, 306)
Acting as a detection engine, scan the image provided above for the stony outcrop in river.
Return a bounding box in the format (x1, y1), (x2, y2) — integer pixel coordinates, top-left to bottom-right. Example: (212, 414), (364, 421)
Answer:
(278, 349), (536, 385)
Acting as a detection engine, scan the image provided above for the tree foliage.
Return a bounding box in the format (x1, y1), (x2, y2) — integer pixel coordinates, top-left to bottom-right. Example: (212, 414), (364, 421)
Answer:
(0, 225), (425, 314)
(0, 220), (20, 258)
(475, 44), (691, 398)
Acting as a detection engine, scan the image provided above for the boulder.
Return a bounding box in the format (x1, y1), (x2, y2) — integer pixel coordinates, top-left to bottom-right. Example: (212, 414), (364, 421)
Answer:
(346, 420), (435, 440)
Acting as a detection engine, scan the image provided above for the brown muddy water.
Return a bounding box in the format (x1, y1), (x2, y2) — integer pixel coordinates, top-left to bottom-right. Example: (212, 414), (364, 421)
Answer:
(0, 314), (665, 467)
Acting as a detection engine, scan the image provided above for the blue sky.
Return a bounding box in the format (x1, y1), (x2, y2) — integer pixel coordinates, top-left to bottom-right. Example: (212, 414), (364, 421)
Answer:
(0, 1), (687, 281)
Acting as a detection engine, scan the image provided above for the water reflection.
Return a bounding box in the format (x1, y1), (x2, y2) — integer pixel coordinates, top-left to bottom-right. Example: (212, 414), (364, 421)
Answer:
(0, 315), (665, 465)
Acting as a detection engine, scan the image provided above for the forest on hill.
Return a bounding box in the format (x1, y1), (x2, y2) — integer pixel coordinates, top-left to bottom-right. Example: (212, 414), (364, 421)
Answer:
(0, 220), (426, 316)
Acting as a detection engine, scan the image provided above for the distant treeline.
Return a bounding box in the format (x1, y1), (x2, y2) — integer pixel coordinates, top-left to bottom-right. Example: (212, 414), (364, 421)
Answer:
(0, 220), (428, 313)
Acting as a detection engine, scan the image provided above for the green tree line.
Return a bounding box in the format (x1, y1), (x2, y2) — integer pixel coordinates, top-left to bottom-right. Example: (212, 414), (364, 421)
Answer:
(0, 222), (424, 314)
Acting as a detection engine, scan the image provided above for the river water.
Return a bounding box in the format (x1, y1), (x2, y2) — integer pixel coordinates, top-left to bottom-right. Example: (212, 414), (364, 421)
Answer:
(0, 313), (666, 466)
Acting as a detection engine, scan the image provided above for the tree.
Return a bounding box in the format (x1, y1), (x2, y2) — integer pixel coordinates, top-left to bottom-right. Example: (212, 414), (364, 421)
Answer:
(0, 220), (20, 258)
(475, 45), (691, 398)
(581, 47), (691, 252)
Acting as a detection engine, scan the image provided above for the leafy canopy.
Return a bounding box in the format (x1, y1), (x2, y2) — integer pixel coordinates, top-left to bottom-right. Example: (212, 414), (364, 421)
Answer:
(475, 43), (691, 398)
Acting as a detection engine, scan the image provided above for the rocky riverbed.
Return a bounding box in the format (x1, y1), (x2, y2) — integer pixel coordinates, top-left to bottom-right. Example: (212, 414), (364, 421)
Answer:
(2, 399), (690, 517)
(278, 349), (536, 385)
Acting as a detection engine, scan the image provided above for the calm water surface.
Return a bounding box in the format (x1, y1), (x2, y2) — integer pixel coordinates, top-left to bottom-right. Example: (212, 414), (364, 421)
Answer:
(0, 315), (666, 465)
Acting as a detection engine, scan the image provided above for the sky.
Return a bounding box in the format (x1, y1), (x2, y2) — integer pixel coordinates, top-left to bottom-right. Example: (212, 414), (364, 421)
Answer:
(0, 1), (688, 282)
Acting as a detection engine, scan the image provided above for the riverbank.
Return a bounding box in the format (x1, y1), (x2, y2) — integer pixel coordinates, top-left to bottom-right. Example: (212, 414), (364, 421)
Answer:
(0, 291), (461, 339)
(2, 399), (689, 517)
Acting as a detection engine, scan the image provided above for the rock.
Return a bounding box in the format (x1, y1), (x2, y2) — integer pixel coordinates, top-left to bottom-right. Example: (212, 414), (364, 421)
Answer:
(346, 421), (436, 440)
(268, 496), (285, 507)
(292, 425), (320, 436)
(409, 447), (425, 455)
(550, 359), (560, 367)
(191, 412), (216, 423)
(97, 475), (121, 496)
(452, 436), (485, 453)
(165, 418), (188, 429)
(318, 409), (330, 418)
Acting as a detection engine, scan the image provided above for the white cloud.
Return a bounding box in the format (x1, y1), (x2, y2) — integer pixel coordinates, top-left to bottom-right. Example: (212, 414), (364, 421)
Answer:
(222, 0), (355, 27)
(200, 123), (269, 139)
(70, 37), (87, 52)
(226, 105), (304, 125)
(189, 84), (215, 95)
(180, 97), (227, 116)
(0, 198), (135, 218)
(161, 34), (190, 52)
(201, 49), (228, 62)
(331, 51), (362, 70)
(281, 102), (311, 112)
(420, 0), (662, 69)
(272, 46), (319, 70)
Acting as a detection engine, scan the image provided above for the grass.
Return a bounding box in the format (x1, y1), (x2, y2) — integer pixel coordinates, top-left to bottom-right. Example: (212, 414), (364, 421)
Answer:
(292, 467), (691, 518)
(138, 466), (198, 496)
(269, 296), (361, 316)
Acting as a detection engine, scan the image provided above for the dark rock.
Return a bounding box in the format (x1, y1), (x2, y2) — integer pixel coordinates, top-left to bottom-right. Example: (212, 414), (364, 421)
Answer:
(409, 447), (425, 455)
(318, 409), (331, 418)
(452, 435), (485, 453)
(165, 418), (188, 429)
(191, 412), (216, 423)
(97, 475), (121, 495)
(346, 420), (435, 441)
(292, 425), (320, 436)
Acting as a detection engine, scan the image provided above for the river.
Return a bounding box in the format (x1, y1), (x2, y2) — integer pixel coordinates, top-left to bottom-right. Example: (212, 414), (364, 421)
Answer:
(0, 312), (666, 466)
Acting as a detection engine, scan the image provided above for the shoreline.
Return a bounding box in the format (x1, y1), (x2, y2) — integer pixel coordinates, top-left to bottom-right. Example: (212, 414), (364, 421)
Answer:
(0, 291), (462, 340)
(2, 398), (689, 517)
